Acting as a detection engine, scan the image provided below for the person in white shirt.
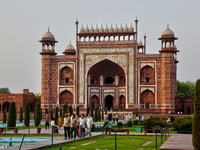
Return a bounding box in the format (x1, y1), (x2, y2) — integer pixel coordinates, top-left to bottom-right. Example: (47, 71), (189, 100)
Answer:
(79, 114), (86, 138)
(51, 119), (59, 133)
(86, 114), (93, 135)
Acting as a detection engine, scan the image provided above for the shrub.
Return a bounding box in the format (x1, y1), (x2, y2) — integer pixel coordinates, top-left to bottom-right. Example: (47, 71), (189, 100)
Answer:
(68, 106), (73, 115)
(101, 110), (104, 120)
(86, 107), (90, 116)
(76, 106), (79, 117)
(45, 109), (48, 115)
(133, 120), (139, 125)
(172, 116), (193, 130)
(193, 79), (200, 149)
(7, 102), (16, 127)
(90, 108), (94, 118)
(19, 107), (23, 122)
(95, 107), (98, 122)
(105, 108), (107, 115)
(170, 115), (175, 122)
(24, 102), (30, 127)
(142, 118), (157, 128)
(40, 108), (42, 121)
(3, 110), (6, 124)
(62, 104), (68, 118)
(55, 107), (58, 125)
(35, 103), (41, 127)
(34, 107), (36, 121)
(104, 121), (109, 127)
(98, 109), (101, 121)
(127, 120), (132, 127)
(117, 122), (123, 128)
(50, 110), (53, 120)
(91, 124), (95, 132)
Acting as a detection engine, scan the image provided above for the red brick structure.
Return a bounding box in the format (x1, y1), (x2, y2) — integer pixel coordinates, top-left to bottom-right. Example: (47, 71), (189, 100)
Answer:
(39, 19), (179, 114)
(0, 89), (39, 113)
(175, 96), (194, 115)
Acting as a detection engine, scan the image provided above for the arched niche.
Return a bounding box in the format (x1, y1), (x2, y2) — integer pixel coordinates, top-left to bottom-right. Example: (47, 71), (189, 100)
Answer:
(60, 90), (73, 105)
(60, 66), (73, 84)
(3, 101), (10, 112)
(140, 65), (155, 85)
(90, 95), (99, 108)
(105, 76), (114, 84)
(91, 76), (99, 85)
(119, 95), (125, 110)
(140, 90), (155, 109)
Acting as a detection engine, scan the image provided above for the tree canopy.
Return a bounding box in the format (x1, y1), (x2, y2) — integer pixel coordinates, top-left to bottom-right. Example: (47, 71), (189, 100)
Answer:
(177, 80), (195, 96)
(0, 88), (10, 93)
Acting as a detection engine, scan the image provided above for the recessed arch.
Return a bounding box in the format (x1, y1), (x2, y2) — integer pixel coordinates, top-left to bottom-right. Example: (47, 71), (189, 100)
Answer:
(140, 65), (155, 85)
(3, 101), (10, 112)
(140, 90), (155, 109)
(60, 90), (73, 105)
(105, 95), (114, 111)
(60, 66), (73, 84)
(90, 95), (99, 108)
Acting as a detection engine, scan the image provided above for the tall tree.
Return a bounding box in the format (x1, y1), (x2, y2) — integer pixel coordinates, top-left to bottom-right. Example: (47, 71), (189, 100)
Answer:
(35, 103), (41, 127)
(62, 104), (68, 118)
(51, 110), (53, 120)
(68, 106), (73, 115)
(86, 107), (90, 117)
(177, 80), (195, 96)
(0, 88), (10, 93)
(193, 79), (200, 149)
(3, 110), (6, 124)
(19, 107), (23, 122)
(76, 106), (79, 117)
(24, 102), (30, 127)
(95, 107), (98, 122)
(55, 107), (58, 125)
(90, 108), (94, 119)
(7, 102), (16, 127)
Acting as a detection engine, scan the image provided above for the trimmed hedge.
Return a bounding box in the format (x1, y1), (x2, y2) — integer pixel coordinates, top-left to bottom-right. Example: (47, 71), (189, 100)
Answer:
(35, 103), (41, 127)
(3, 110), (6, 124)
(95, 107), (98, 122)
(98, 109), (101, 121)
(24, 102), (30, 127)
(34, 107), (36, 121)
(51, 110), (53, 120)
(101, 110), (104, 120)
(133, 120), (139, 125)
(117, 122), (123, 128)
(45, 108), (48, 115)
(60, 108), (62, 117)
(127, 120), (132, 127)
(62, 104), (68, 118)
(90, 108), (94, 118)
(193, 79), (200, 149)
(7, 102), (16, 127)
(105, 108), (107, 115)
(19, 107), (23, 122)
(170, 115), (175, 122)
(55, 107), (58, 125)
(68, 106), (73, 115)
(86, 107), (90, 117)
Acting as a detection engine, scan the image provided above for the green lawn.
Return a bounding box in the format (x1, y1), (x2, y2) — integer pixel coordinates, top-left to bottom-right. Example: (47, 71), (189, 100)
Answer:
(42, 135), (169, 150)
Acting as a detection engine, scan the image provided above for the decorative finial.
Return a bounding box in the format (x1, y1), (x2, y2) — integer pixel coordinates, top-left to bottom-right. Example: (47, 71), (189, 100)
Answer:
(136, 16), (137, 20)
(116, 23), (117, 27)
(48, 27), (49, 32)
(70, 41), (71, 45)
(167, 24), (169, 29)
(111, 23), (112, 27)
(76, 18), (78, 22)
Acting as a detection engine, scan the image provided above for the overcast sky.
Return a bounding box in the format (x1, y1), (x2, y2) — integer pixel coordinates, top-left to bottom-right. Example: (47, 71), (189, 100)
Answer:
(0, 0), (199, 93)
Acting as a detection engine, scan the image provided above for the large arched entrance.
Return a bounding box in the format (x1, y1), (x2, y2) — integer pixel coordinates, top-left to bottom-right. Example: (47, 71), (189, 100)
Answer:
(105, 95), (114, 111)
(3, 102), (10, 112)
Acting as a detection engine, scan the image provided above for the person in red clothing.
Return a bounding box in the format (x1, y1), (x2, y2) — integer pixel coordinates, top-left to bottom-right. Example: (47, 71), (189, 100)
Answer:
(44, 114), (50, 129)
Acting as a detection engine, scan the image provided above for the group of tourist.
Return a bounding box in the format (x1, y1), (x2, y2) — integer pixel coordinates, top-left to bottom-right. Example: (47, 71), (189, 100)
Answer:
(44, 113), (93, 139)
(103, 113), (119, 124)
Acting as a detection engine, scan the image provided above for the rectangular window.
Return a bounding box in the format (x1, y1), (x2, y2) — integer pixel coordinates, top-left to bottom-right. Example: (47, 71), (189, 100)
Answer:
(65, 78), (69, 83)
(146, 77), (149, 83)
(187, 107), (190, 114)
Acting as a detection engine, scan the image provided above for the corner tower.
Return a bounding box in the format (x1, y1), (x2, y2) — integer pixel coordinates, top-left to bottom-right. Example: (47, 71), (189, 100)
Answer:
(39, 28), (57, 110)
(158, 25), (179, 113)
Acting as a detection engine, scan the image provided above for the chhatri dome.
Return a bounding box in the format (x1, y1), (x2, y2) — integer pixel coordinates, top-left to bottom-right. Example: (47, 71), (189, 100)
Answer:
(161, 25), (175, 38)
(63, 41), (76, 55)
(42, 27), (55, 41)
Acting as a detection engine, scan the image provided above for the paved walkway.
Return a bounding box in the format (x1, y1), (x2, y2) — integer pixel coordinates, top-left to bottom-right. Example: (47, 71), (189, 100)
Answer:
(159, 134), (194, 150)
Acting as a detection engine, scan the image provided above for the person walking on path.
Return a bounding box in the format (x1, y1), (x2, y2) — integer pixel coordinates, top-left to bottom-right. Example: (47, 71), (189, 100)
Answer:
(105, 119), (113, 134)
(44, 114), (50, 129)
(116, 113), (119, 123)
(63, 113), (71, 139)
(70, 114), (78, 138)
(79, 114), (86, 138)
(86, 114), (93, 135)
(58, 115), (62, 129)
(112, 114), (116, 124)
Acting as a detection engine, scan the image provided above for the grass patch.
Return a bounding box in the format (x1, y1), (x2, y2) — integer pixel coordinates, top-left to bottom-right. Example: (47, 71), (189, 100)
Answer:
(41, 135), (169, 150)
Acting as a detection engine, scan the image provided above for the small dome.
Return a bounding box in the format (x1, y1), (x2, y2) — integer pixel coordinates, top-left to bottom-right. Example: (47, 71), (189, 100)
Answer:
(85, 25), (89, 32)
(114, 24), (118, 32)
(119, 24), (123, 31)
(109, 25), (114, 32)
(64, 42), (76, 55)
(161, 25), (174, 37)
(95, 25), (99, 32)
(90, 25), (94, 32)
(100, 25), (104, 32)
(129, 24), (134, 31)
(104, 25), (109, 32)
(65, 42), (75, 50)
(124, 24), (128, 31)
(138, 40), (143, 45)
(80, 25), (84, 33)
(42, 28), (55, 40)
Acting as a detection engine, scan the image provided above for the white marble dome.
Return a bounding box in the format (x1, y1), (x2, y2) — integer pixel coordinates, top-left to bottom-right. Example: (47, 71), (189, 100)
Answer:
(42, 29), (55, 39)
